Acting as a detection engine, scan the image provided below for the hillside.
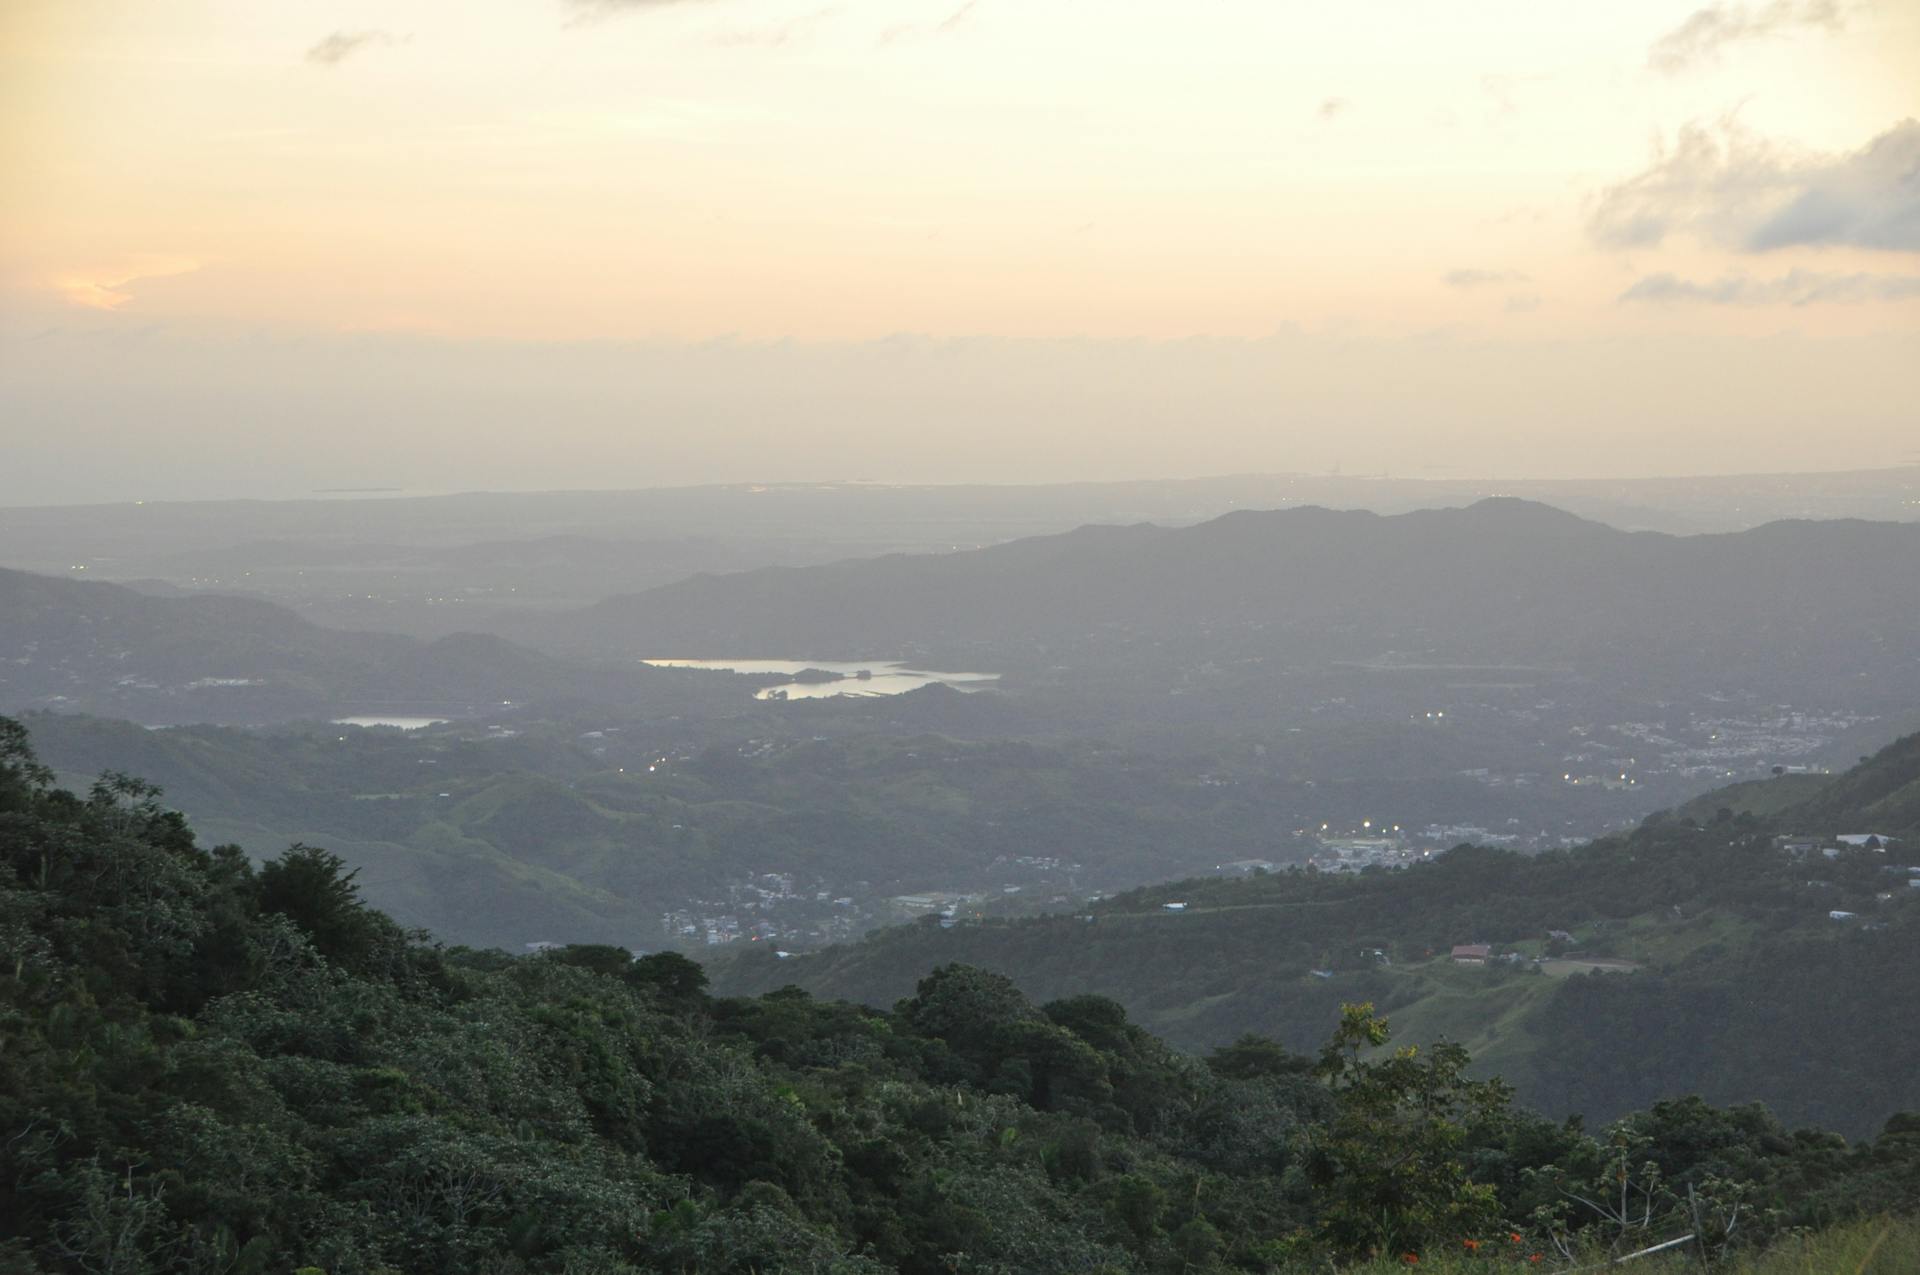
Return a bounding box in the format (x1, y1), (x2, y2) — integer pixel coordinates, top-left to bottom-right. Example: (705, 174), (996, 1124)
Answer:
(715, 734), (1920, 1138)
(21, 700), (1698, 954)
(1779, 731), (1920, 834)
(0, 566), (731, 725)
(515, 500), (1920, 706)
(3, 715), (1918, 1275)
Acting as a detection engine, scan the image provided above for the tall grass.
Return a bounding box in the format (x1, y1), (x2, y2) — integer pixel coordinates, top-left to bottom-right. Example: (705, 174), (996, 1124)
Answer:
(1286, 1215), (1918, 1275)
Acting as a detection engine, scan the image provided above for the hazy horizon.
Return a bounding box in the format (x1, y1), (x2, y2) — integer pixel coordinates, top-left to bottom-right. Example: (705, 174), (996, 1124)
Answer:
(5, 1), (1918, 505)
(4, 456), (1920, 514)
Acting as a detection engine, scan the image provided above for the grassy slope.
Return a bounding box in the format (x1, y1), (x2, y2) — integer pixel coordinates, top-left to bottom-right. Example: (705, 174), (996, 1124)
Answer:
(1318, 1215), (1918, 1274)
(715, 736), (1920, 1133)
(1674, 773), (1832, 823)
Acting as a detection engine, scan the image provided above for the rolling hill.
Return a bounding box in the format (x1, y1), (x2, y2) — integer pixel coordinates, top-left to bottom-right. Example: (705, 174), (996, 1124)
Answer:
(0, 566), (728, 725)
(714, 733), (1920, 1137)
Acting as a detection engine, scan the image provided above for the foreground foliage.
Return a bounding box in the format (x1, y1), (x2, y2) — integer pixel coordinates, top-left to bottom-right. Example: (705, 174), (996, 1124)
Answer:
(1, 717), (1915, 1273)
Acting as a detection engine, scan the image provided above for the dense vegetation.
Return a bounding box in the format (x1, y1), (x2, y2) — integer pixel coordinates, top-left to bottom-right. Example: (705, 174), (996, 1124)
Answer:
(23, 710), (1661, 952)
(719, 736), (1920, 1139)
(3, 717), (1917, 1272)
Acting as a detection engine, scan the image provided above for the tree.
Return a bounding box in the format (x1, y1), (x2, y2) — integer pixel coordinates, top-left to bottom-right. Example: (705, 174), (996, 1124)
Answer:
(627, 950), (709, 1011)
(551, 944), (635, 979)
(1307, 1002), (1510, 1258)
(1207, 1034), (1315, 1081)
(256, 843), (381, 968)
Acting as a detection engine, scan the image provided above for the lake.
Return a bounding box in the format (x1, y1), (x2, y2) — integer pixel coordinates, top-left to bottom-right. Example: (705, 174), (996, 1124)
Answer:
(642, 658), (999, 700)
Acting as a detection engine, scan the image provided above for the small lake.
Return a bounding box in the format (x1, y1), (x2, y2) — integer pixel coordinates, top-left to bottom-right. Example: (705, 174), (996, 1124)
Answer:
(643, 658), (999, 700)
(332, 716), (449, 730)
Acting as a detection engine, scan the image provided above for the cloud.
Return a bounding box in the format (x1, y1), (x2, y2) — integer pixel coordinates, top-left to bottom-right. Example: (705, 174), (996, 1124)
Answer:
(712, 6), (839, 48)
(938, 1), (978, 32)
(564, 0), (708, 23)
(1647, 1), (1845, 74)
(305, 30), (399, 66)
(1748, 121), (1920, 251)
(1316, 97), (1349, 122)
(1443, 268), (1530, 288)
(1590, 117), (1920, 253)
(881, 2), (977, 46)
(1619, 268), (1920, 305)
(1479, 73), (1546, 118)
(52, 256), (203, 311)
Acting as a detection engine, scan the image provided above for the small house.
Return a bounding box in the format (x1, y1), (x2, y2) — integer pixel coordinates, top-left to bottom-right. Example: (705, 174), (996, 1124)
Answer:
(1450, 943), (1492, 964)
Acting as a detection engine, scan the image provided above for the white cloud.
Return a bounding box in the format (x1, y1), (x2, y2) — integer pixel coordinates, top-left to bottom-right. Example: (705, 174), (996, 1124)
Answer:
(51, 256), (203, 311)
(1620, 268), (1920, 305)
(306, 30), (400, 66)
(1647, 1), (1847, 74)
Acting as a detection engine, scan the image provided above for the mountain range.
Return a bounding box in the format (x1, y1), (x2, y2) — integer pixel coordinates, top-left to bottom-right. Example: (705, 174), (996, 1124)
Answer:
(515, 499), (1920, 705)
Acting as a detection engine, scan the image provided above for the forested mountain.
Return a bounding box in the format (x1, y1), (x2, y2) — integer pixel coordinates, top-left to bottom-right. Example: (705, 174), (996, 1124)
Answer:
(716, 734), (1920, 1139)
(2, 715), (1917, 1274)
(519, 500), (1920, 705)
(0, 567), (731, 726)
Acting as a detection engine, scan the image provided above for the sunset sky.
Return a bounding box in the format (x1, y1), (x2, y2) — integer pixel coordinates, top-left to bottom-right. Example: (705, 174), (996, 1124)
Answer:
(2, 0), (1917, 503)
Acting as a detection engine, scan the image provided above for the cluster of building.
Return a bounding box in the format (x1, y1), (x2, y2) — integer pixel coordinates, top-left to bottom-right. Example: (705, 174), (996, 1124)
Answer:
(1304, 835), (1428, 873)
(658, 870), (871, 948)
(1781, 832), (1918, 924)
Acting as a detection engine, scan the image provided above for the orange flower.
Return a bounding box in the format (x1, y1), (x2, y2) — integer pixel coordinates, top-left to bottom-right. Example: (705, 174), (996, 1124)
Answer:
(1463, 1238), (1481, 1251)
(1401, 1254), (1419, 1266)
(1529, 1255), (1543, 1264)
(1509, 1232), (1524, 1244)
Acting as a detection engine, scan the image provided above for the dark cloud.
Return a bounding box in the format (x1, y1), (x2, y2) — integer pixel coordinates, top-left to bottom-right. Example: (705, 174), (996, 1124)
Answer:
(1590, 117), (1920, 253)
(1620, 268), (1920, 305)
(1748, 121), (1920, 251)
(1647, 1), (1844, 74)
(1444, 268), (1530, 288)
(305, 30), (398, 66)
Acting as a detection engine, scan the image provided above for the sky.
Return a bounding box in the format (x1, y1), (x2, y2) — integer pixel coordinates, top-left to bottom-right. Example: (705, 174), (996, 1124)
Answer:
(1, 0), (1917, 504)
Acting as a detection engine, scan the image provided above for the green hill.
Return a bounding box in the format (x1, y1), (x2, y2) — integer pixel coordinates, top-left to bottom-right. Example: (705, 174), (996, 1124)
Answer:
(715, 735), (1920, 1138)
(1781, 731), (1920, 835)
(1672, 772), (1832, 823)
(4, 714), (1919, 1274)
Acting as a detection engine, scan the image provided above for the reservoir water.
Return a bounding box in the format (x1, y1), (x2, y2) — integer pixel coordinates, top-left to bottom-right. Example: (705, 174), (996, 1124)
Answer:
(642, 658), (998, 700)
